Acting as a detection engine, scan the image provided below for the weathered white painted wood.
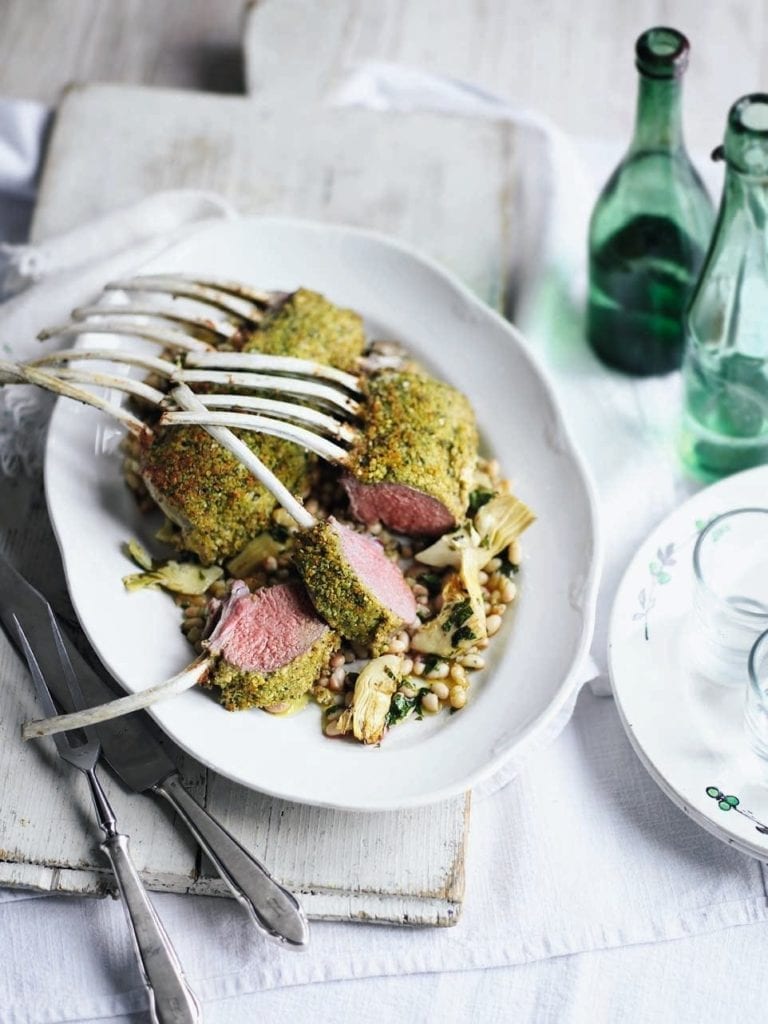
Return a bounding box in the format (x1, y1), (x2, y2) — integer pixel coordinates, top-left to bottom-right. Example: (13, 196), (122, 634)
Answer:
(0, 474), (199, 887)
(32, 83), (517, 311)
(0, 0), (247, 102)
(244, 0), (766, 150)
(0, 473), (469, 921)
(9, 58), (508, 925)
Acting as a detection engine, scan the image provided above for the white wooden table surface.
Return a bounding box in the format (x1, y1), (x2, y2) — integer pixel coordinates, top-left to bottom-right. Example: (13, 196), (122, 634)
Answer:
(0, 0), (764, 928)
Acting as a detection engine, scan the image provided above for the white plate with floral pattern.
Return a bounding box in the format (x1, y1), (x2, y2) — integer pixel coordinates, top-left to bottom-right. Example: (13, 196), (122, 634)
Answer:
(610, 464), (768, 858)
(45, 216), (600, 810)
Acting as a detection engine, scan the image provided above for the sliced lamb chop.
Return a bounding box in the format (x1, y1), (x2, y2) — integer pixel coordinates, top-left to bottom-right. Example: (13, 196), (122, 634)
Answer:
(342, 370), (478, 535)
(203, 581), (338, 710)
(292, 517), (417, 654)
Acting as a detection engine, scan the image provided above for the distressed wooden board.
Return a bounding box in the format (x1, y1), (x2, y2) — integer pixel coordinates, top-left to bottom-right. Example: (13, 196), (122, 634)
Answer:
(0, 474), (468, 923)
(31, 83), (517, 311)
(244, 0), (767, 152)
(3, 41), (529, 925)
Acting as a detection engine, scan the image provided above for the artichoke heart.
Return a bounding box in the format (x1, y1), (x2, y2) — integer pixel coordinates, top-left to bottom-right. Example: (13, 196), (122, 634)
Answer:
(337, 654), (403, 744)
(122, 540), (223, 595)
(416, 492), (535, 571)
(411, 549), (487, 657)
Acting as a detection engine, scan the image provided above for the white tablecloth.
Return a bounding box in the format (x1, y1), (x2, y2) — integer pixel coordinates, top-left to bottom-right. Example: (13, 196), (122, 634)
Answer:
(2, 80), (767, 1024)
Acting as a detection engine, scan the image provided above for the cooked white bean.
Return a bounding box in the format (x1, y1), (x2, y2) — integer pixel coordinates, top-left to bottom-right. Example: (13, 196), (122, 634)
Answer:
(486, 614), (502, 637)
(431, 681), (450, 700)
(461, 653), (486, 670)
(449, 663), (466, 683)
(421, 692), (439, 714)
(449, 686), (467, 709)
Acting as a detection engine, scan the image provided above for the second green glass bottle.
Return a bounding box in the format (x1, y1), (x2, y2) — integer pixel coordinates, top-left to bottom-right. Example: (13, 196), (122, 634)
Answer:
(587, 27), (715, 375)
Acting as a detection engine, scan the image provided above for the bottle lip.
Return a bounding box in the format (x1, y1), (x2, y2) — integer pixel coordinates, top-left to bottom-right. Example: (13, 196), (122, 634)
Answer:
(635, 27), (689, 79)
(729, 94), (768, 137)
(723, 94), (768, 175)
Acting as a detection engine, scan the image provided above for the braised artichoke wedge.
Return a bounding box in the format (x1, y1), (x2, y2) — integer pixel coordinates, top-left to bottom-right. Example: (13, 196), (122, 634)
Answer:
(411, 549), (487, 657)
(336, 654), (403, 744)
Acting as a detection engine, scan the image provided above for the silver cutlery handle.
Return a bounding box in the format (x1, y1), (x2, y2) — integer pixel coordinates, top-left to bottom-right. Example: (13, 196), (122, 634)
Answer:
(100, 831), (202, 1024)
(154, 773), (309, 949)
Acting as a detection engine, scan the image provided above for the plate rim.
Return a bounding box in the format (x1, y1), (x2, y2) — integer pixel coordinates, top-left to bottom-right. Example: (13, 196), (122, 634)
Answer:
(44, 214), (603, 810)
(609, 464), (768, 858)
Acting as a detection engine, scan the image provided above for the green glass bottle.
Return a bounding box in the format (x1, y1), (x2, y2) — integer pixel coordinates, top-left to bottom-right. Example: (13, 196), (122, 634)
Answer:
(682, 94), (768, 478)
(587, 27), (715, 375)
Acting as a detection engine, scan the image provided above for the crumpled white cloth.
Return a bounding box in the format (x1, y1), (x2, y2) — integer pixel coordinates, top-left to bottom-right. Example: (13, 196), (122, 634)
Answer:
(2, 689), (767, 1023)
(0, 71), (761, 1024)
(0, 189), (238, 476)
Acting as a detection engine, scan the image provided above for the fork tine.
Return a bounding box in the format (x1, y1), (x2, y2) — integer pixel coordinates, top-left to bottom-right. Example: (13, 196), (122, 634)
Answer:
(45, 605), (96, 740)
(12, 614), (85, 763)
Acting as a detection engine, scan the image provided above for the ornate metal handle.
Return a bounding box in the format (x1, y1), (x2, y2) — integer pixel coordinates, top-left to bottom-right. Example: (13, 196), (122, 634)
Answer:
(154, 772), (309, 949)
(87, 772), (202, 1024)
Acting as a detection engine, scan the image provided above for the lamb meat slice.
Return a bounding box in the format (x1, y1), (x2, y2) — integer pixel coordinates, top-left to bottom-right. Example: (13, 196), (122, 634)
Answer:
(342, 478), (456, 536)
(344, 370), (478, 536)
(293, 516), (417, 654)
(203, 581), (338, 710)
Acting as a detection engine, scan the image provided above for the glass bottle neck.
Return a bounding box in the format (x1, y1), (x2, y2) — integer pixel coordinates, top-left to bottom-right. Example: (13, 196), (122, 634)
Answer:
(717, 163), (768, 234)
(630, 74), (684, 153)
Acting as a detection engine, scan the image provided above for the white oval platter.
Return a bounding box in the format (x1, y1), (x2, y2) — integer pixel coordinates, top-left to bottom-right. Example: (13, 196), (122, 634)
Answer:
(45, 217), (600, 810)
(610, 465), (768, 859)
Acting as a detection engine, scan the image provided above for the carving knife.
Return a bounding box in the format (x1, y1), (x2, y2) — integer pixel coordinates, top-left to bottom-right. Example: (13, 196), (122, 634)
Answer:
(0, 550), (309, 949)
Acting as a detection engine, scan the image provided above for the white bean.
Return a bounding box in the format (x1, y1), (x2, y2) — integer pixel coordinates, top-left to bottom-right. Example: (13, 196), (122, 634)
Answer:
(486, 614), (502, 637)
(449, 663), (466, 683)
(450, 686), (467, 709)
(421, 692), (439, 714)
(461, 653), (486, 670)
(431, 681), (450, 700)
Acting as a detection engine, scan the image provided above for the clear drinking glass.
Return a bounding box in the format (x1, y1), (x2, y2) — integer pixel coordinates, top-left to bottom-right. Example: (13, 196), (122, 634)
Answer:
(692, 508), (768, 683)
(746, 630), (768, 757)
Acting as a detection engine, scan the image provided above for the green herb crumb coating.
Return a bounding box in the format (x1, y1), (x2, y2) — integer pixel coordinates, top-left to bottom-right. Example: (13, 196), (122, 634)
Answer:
(293, 520), (403, 654)
(141, 427), (308, 565)
(206, 630), (338, 711)
(244, 288), (365, 371)
(348, 370), (478, 524)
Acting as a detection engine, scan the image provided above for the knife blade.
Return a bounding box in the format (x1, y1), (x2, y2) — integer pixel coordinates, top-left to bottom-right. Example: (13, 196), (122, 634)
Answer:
(0, 550), (309, 948)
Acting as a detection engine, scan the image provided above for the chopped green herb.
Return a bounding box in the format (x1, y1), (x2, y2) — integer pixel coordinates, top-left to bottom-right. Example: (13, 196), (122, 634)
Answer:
(468, 488), (495, 513)
(452, 625), (476, 647)
(386, 687), (431, 726)
(497, 550), (520, 578)
(445, 599), (473, 630)
(422, 654), (441, 676)
(419, 572), (443, 596)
